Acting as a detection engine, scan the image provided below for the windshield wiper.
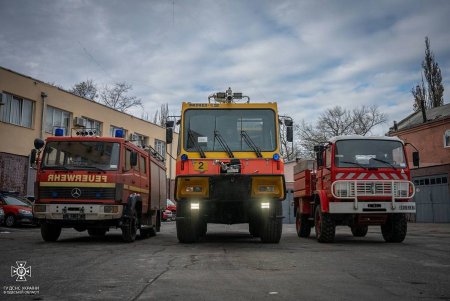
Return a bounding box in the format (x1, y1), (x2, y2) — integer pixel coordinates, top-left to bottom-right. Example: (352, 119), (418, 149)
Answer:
(370, 158), (397, 170)
(43, 165), (73, 171)
(340, 161), (368, 169)
(82, 166), (107, 172)
(241, 130), (262, 158)
(214, 130), (234, 158)
(188, 129), (206, 158)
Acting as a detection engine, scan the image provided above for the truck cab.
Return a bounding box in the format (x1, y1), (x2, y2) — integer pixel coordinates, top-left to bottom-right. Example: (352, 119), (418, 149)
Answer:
(31, 128), (166, 242)
(294, 136), (417, 243)
(170, 88), (292, 243)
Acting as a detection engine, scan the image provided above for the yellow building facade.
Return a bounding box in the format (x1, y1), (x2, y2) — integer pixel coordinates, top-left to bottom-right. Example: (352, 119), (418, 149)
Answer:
(0, 66), (178, 197)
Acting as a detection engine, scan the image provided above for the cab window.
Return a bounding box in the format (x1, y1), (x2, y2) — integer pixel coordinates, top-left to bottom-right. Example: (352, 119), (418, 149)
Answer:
(125, 149), (131, 171)
(139, 155), (147, 175)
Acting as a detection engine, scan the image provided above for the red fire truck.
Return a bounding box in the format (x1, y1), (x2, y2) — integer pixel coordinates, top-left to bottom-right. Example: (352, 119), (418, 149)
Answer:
(167, 88), (292, 243)
(294, 136), (418, 243)
(31, 128), (167, 242)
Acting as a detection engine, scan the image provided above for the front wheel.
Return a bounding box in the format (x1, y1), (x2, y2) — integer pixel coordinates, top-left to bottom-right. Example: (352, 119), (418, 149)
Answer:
(121, 211), (138, 243)
(296, 209), (311, 238)
(381, 214), (407, 243)
(260, 201), (283, 243)
(41, 223), (62, 242)
(5, 215), (16, 227)
(314, 205), (335, 243)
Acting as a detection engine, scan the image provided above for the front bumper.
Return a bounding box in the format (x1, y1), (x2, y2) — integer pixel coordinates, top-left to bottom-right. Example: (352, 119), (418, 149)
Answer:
(33, 204), (123, 221)
(329, 201), (416, 214)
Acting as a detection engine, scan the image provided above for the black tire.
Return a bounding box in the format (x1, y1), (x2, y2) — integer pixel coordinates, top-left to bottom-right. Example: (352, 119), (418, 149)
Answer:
(351, 225), (368, 237)
(41, 223), (61, 242)
(199, 221), (207, 237)
(140, 227), (156, 238)
(260, 201), (283, 243)
(296, 209), (311, 238)
(381, 214), (407, 243)
(88, 228), (107, 237)
(5, 214), (16, 227)
(249, 220), (260, 237)
(314, 205), (335, 243)
(176, 202), (199, 243)
(121, 211), (138, 243)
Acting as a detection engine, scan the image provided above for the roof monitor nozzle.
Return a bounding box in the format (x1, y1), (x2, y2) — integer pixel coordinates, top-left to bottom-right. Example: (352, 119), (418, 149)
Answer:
(208, 87), (250, 103)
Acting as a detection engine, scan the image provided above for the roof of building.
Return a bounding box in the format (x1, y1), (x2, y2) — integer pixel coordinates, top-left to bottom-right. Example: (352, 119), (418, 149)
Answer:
(392, 103), (450, 132)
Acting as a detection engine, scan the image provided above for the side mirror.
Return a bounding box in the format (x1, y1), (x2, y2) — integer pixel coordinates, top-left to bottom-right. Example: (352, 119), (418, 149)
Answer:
(286, 126), (293, 143)
(166, 127), (173, 144)
(314, 145), (324, 167)
(30, 149), (37, 165)
(165, 120), (175, 128)
(412, 151), (419, 168)
(34, 138), (45, 149)
(130, 151), (138, 167)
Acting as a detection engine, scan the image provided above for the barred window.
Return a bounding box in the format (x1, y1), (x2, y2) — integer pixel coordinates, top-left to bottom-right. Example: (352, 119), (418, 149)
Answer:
(83, 116), (102, 135)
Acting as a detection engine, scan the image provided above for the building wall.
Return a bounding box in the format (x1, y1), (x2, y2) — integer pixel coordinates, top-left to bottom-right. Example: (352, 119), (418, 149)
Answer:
(391, 118), (450, 168)
(0, 152), (28, 195)
(0, 67), (178, 196)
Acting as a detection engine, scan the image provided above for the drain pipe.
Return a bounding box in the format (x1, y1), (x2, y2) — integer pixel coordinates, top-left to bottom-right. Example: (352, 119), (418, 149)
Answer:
(40, 92), (48, 139)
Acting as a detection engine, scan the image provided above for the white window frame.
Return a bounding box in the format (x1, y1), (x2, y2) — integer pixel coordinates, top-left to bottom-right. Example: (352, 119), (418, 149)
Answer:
(0, 92), (34, 128)
(155, 139), (166, 157)
(45, 106), (70, 135)
(444, 130), (450, 148)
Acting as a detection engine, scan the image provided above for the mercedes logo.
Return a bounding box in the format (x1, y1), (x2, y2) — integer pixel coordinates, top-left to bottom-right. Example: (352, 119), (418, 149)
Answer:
(71, 188), (82, 198)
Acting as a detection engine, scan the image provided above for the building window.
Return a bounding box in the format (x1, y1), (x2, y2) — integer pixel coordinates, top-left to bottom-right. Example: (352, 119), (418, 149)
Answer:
(110, 125), (127, 138)
(444, 130), (450, 148)
(0, 92), (34, 128)
(46, 106), (70, 135)
(131, 133), (148, 147)
(83, 117), (102, 135)
(155, 139), (166, 157)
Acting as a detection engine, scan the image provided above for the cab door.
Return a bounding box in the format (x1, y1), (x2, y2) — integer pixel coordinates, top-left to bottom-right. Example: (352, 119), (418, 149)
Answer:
(122, 147), (139, 201)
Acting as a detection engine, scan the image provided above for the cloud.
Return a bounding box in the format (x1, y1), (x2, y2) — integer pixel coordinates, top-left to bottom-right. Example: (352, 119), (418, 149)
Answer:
(1, 0), (450, 134)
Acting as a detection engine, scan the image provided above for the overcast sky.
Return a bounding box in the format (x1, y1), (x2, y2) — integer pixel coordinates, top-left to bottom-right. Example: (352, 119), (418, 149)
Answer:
(1, 0), (449, 134)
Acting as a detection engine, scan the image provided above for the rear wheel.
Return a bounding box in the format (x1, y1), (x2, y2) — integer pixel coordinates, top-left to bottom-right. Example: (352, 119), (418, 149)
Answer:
(41, 223), (62, 242)
(314, 205), (335, 243)
(296, 209), (311, 238)
(260, 201), (283, 243)
(351, 225), (368, 237)
(381, 214), (407, 243)
(140, 227), (156, 238)
(88, 228), (107, 237)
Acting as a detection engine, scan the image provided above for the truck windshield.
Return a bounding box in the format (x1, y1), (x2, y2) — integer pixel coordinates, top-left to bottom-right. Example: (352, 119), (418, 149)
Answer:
(42, 141), (120, 171)
(183, 109), (276, 152)
(335, 139), (406, 169)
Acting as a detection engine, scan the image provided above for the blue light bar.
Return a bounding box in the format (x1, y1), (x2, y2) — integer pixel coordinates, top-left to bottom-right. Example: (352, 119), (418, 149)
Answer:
(54, 128), (64, 136)
(115, 129), (124, 138)
(273, 153), (280, 161)
(181, 154), (188, 161)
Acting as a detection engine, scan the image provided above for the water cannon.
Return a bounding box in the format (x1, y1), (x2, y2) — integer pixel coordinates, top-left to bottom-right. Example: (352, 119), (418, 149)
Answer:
(208, 87), (250, 103)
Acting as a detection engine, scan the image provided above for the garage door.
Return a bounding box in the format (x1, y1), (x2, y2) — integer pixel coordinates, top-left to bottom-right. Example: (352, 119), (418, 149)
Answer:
(413, 174), (450, 223)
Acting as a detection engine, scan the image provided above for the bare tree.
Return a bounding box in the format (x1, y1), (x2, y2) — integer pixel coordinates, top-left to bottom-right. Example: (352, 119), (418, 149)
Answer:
(412, 36), (445, 110)
(152, 103), (170, 127)
(70, 79), (98, 100)
(279, 118), (300, 161)
(99, 82), (142, 112)
(297, 105), (386, 158)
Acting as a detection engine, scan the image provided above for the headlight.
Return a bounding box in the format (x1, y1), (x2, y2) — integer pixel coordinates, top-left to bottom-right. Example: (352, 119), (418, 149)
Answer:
(104, 205), (119, 213)
(251, 176), (284, 198)
(258, 185), (275, 192)
(176, 177), (209, 199)
(19, 209), (32, 215)
(33, 205), (46, 213)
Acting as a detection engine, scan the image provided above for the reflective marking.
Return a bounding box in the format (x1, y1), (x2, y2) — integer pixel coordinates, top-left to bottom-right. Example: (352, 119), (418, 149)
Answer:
(391, 173), (400, 180)
(357, 173), (367, 180)
(336, 173), (345, 179)
(401, 174), (408, 180)
(379, 173), (389, 180)
(346, 173), (356, 179)
(368, 174), (378, 180)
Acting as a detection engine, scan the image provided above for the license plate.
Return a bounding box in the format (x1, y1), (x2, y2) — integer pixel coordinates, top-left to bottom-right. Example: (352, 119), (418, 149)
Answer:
(63, 213), (85, 220)
(193, 161), (208, 171)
